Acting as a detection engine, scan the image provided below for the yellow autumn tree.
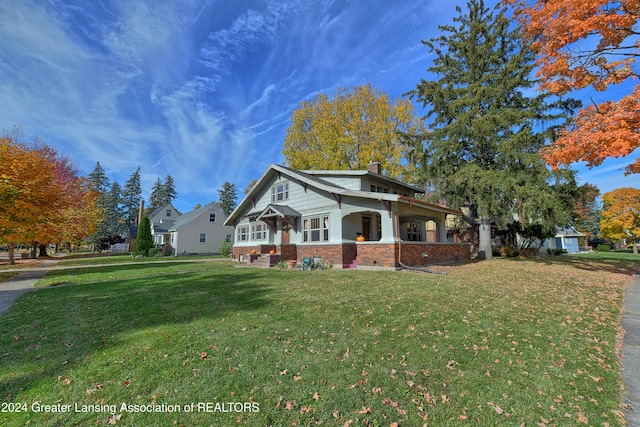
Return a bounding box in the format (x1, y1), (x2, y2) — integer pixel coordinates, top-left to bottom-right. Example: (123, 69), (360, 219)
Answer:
(282, 84), (424, 181)
(600, 187), (640, 254)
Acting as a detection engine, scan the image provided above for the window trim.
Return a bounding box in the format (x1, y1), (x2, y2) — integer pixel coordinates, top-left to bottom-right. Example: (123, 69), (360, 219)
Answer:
(271, 181), (289, 203)
(199, 233), (207, 243)
(303, 214), (330, 242)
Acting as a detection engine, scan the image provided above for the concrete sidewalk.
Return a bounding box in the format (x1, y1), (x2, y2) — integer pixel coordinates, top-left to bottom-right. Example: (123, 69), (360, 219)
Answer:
(623, 273), (640, 426)
(0, 269), (48, 316)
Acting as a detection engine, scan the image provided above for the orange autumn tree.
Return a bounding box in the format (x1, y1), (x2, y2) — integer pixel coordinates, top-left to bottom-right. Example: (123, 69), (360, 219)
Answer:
(600, 187), (640, 253)
(508, 0), (640, 174)
(0, 130), (101, 264)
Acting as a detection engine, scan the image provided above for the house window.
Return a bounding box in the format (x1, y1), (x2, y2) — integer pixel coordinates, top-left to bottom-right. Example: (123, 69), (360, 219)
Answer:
(225, 234), (232, 243)
(237, 225), (249, 242)
(166, 210), (171, 217)
(251, 222), (267, 241)
(303, 215), (329, 242)
(199, 233), (207, 243)
(406, 223), (422, 241)
(271, 181), (289, 202)
(209, 213), (216, 222)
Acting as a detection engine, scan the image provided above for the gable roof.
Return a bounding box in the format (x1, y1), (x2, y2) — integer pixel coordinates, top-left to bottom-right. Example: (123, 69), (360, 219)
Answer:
(148, 202), (182, 220)
(169, 203), (225, 232)
(225, 164), (462, 225)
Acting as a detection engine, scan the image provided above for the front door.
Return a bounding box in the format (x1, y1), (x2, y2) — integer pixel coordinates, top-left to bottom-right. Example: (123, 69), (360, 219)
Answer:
(362, 216), (371, 241)
(282, 226), (290, 244)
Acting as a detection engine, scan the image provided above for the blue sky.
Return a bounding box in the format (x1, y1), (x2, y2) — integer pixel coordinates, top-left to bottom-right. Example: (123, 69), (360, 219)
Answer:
(1, 0), (638, 214)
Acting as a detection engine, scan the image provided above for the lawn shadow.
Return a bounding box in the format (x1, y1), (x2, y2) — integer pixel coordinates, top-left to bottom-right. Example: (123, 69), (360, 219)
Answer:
(0, 267), (272, 400)
(516, 253), (640, 276)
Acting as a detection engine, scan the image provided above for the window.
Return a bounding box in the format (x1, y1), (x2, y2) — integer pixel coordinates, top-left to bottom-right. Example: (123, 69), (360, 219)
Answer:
(251, 223), (267, 240)
(237, 225), (249, 241)
(199, 233), (207, 243)
(271, 181), (289, 202)
(209, 213), (216, 222)
(225, 234), (232, 243)
(166, 210), (171, 217)
(303, 215), (329, 242)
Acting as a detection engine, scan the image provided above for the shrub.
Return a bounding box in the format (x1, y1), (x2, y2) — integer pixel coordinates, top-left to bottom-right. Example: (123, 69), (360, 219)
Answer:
(500, 245), (518, 257)
(219, 240), (232, 257)
(547, 248), (568, 256)
(148, 248), (161, 257)
(161, 244), (173, 256)
(134, 216), (154, 256)
(596, 244), (611, 252)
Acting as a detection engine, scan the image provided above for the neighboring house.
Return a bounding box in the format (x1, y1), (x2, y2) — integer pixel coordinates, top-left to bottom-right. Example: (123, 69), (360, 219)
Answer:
(224, 163), (470, 269)
(169, 204), (234, 256)
(540, 226), (586, 254)
(149, 202), (182, 246)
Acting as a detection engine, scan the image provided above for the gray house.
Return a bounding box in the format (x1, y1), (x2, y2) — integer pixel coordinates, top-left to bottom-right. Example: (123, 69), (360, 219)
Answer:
(224, 163), (470, 268)
(149, 202), (182, 246)
(169, 204), (234, 256)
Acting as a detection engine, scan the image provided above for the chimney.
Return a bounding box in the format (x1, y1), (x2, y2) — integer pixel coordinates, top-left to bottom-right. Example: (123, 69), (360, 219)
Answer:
(137, 200), (145, 226)
(367, 162), (382, 175)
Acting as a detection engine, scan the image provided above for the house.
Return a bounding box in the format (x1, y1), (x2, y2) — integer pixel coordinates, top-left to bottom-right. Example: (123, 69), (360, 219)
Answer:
(168, 203), (234, 256)
(541, 226), (586, 254)
(224, 163), (470, 269)
(149, 202), (183, 246)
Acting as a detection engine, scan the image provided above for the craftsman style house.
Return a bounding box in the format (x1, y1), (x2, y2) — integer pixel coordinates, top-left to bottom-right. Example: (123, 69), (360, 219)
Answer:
(224, 163), (470, 268)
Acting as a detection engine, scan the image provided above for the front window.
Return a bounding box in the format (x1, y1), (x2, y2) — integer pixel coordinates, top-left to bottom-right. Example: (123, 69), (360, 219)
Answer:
(271, 181), (289, 202)
(237, 225), (249, 241)
(303, 215), (329, 242)
(251, 222), (267, 240)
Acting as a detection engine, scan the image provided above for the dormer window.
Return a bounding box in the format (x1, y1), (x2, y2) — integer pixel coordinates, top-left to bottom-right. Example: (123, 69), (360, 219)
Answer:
(272, 181), (289, 202)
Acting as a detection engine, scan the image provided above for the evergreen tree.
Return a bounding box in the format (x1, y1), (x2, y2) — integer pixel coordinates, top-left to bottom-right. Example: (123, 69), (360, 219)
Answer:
(409, 0), (578, 259)
(104, 182), (125, 236)
(148, 177), (165, 213)
(134, 216), (154, 256)
(163, 175), (177, 203)
(121, 167), (142, 227)
(87, 162), (111, 247)
(87, 162), (110, 193)
(217, 182), (238, 217)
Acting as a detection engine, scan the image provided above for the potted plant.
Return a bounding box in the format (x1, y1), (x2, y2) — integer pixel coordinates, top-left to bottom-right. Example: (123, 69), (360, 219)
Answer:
(286, 259), (297, 269)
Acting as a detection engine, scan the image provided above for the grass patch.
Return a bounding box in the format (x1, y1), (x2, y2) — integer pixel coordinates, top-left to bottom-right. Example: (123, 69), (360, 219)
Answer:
(0, 272), (20, 283)
(0, 256), (635, 426)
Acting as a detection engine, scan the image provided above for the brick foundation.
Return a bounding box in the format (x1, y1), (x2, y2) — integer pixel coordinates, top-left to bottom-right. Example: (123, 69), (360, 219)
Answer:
(399, 242), (470, 266)
(356, 243), (397, 268)
(232, 241), (470, 268)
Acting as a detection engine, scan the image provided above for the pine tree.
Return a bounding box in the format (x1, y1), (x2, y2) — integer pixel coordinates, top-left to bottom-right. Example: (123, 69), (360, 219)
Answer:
(217, 182), (238, 217)
(148, 177), (165, 213)
(163, 175), (177, 203)
(410, 0), (578, 260)
(121, 167), (142, 228)
(87, 162), (111, 247)
(104, 182), (125, 236)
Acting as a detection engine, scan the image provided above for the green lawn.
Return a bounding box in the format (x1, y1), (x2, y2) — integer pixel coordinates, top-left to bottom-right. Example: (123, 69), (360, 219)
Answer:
(0, 254), (637, 426)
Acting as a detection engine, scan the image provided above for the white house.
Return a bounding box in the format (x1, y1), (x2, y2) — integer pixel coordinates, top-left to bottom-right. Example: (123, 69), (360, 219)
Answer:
(169, 204), (234, 256)
(149, 202), (182, 246)
(224, 163), (470, 269)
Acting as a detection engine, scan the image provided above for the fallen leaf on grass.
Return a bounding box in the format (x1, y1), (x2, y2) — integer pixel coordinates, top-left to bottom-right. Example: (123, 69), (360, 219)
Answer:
(357, 406), (371, 414)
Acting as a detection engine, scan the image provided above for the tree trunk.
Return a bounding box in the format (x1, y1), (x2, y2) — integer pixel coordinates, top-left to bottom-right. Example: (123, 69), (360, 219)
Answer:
(29, 244), (37, 259)
(634, 239), (638, 255)
(478, 218), (493, 260)
(38, 243), (48, 257)
(7, 242), (15, 265)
